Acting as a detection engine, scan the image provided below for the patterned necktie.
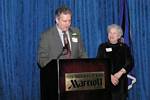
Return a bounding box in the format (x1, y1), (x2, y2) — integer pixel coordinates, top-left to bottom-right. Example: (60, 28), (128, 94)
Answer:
(63, 31), (71, 58)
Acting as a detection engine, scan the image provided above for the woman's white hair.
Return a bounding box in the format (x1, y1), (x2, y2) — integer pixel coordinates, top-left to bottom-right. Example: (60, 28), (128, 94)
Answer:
(107, 24), (123, 36)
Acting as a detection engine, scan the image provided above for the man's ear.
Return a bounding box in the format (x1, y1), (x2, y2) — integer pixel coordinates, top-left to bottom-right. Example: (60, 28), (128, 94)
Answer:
(55, 17), (59, 23)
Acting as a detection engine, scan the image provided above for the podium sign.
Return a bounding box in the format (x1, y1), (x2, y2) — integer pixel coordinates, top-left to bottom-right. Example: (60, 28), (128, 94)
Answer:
(40, 58), (111, 100)
(65, 71), (105, 91)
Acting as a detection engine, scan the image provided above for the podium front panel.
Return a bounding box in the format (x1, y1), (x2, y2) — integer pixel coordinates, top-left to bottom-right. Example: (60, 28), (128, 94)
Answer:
(40, 58), (111, 100)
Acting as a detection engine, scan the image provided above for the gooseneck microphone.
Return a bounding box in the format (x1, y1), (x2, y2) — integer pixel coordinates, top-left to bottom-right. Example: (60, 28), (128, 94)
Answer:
(56, 47), (66, 100)
(56, 47), (65, 59)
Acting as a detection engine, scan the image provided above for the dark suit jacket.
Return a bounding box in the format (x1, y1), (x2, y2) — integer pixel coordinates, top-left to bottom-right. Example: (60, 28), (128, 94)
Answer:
(38, 26), (87, 68)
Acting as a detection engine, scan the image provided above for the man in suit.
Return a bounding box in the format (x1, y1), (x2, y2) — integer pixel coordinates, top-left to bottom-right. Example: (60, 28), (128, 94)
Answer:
(38, 6), (87, 68)
(38, 6), (87, 100)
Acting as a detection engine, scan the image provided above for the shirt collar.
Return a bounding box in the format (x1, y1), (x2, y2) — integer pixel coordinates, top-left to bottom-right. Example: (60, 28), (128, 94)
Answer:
(56, 25), (64, 35)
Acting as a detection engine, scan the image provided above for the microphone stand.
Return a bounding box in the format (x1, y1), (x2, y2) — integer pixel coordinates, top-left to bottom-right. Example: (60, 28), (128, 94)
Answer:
(57, 58), (60, 100)
(56, 47), (66, 100)
(57, 30), (72, 100)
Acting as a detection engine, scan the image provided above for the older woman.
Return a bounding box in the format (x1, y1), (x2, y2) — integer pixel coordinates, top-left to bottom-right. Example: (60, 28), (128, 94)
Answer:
(97, 24), (134, 100)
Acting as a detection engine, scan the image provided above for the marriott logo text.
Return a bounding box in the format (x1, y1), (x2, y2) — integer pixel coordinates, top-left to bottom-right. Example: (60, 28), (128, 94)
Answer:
(65, 72), (105, 91)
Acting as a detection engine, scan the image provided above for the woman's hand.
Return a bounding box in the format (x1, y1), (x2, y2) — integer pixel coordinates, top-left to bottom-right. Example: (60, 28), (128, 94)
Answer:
(114, 68), (126, 79)
(111, 74), (119, 86)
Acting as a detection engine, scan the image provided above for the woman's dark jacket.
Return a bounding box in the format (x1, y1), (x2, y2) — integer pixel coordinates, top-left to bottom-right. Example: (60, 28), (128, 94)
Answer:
(96, 42), (134, 94)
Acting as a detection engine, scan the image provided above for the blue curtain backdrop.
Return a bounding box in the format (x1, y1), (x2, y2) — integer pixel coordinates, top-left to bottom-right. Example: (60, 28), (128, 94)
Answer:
(0, 0), (150, 100)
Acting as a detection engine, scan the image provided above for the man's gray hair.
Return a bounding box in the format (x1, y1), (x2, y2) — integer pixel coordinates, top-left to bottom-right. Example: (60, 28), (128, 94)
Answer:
(107, 24), (123, 36)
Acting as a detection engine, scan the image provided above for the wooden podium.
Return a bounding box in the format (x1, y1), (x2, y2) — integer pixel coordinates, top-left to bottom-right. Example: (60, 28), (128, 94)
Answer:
(40, 58), (112, 100)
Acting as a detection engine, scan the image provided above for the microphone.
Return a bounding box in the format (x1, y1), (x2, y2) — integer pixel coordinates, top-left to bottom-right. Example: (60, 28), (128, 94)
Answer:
(56, 47), (67, 99)
(56, 47), (65, 59)
(56, 47), (68, 59)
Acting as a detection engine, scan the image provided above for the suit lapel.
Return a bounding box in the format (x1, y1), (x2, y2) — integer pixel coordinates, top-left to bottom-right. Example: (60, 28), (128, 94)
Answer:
(52, 26), (64, 49)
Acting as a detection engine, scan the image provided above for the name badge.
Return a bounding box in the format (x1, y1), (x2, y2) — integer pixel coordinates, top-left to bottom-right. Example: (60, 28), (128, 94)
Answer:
(106, 48), (112, 52)
(72, 37), (78, 42)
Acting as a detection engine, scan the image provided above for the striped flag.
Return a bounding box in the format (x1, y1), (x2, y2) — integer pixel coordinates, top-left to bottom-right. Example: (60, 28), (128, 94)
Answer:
(119, 0), (136, 90)
(119, 0), (131, 46)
